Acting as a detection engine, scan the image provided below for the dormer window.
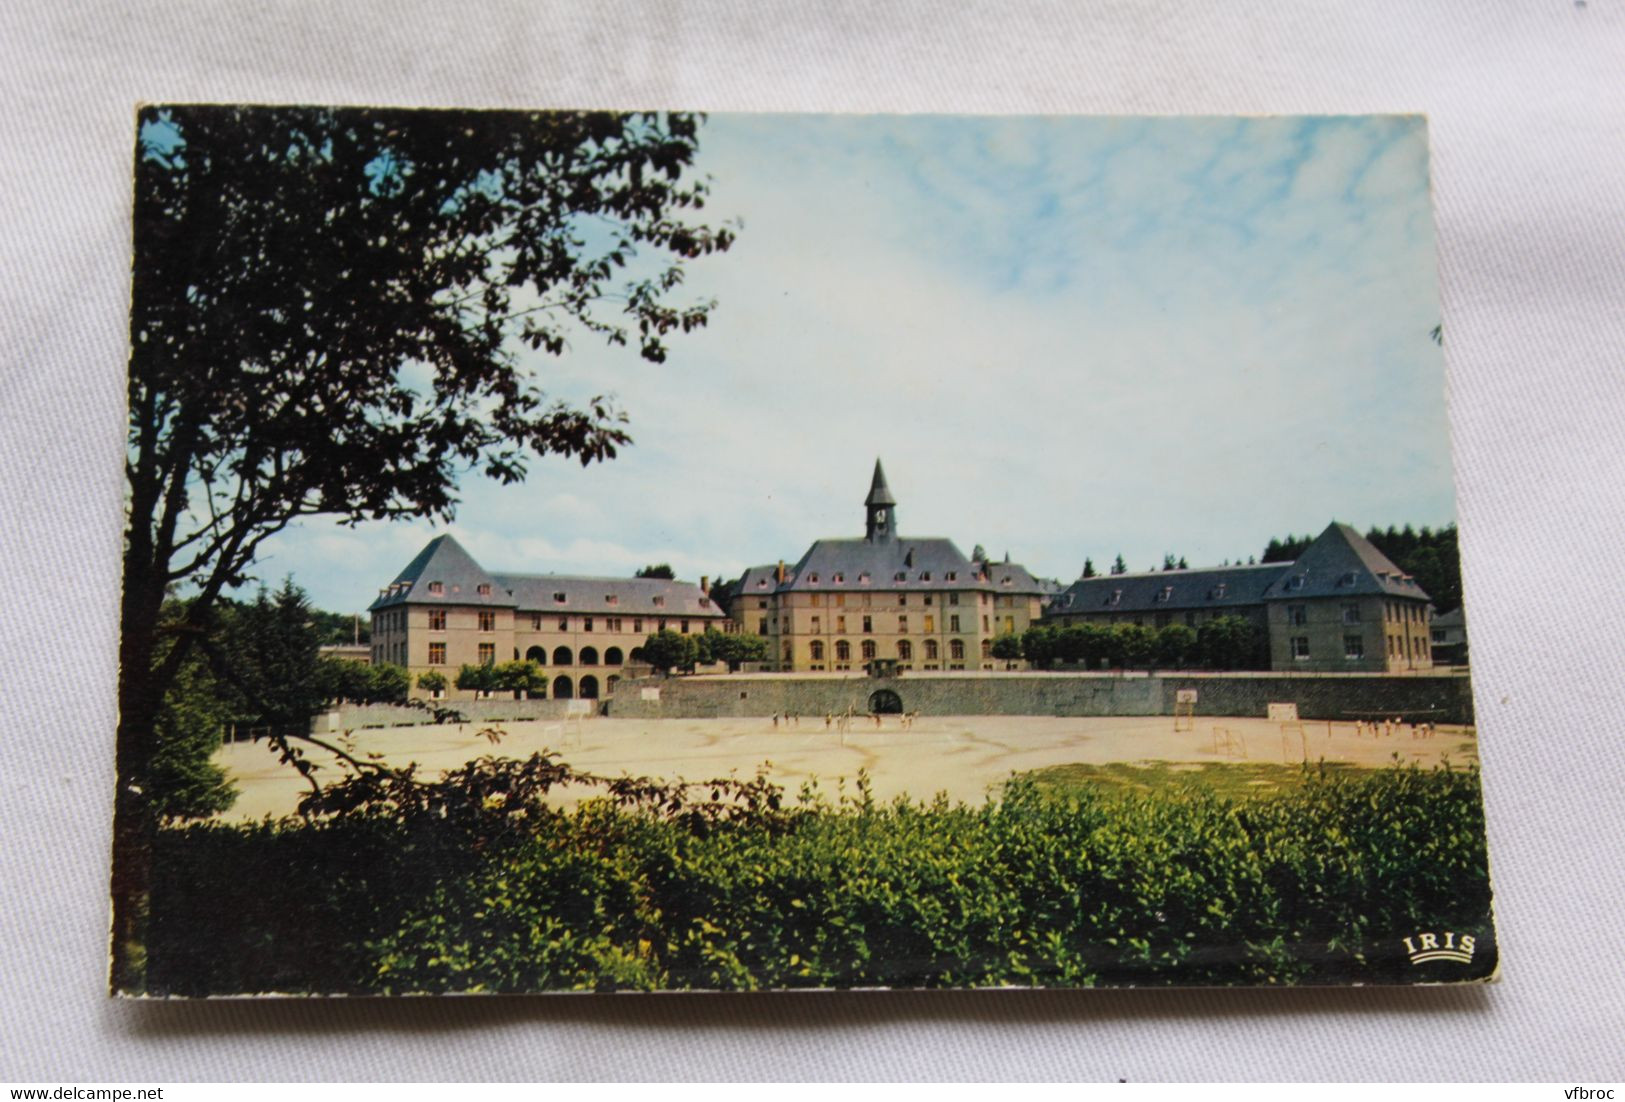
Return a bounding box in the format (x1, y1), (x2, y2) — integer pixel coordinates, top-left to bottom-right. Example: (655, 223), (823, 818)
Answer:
(1287, 575), (1305, 591)
(700, 597), (711, 608)
(477, 583), (492, 596)
(427, 581), (444, 595)
(755, 578), (768, 588)
(833, 573), (844, 584)
(1339, 571), (1359, 586)
(1001, 577), (1012, 587)
(946, 571), (957, 582)
(1108, 589), (1122, 606)
(1214, 582), (1228, 599)
(894, 571), (908, 582)
(606, 594), (618, 605)
(808, 573), (820, 584)
(920, 571), (932, 582)
(1157, 586), (1173, 602)
(554, 592), (567, 604)
(653, 595), (666, 608)
(858, 572), (871, 584)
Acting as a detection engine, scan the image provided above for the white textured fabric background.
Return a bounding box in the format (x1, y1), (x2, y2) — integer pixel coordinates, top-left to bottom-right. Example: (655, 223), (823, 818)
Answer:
(2, 0), (1622, 1083)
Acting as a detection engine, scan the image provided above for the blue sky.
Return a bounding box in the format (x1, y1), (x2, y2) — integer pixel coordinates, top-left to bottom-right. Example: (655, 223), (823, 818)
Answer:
(240, 113), (1454, 612)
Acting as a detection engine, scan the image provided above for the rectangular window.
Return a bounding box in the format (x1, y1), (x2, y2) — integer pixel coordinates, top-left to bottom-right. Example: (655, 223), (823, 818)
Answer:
(653, 596), (666, 608)
(758, 599), (768, 609)
(559, 617), (569, 632)
(863, 615), (872, 633)
(898, 594), (908, 606)
(1344, 635), (1365, 659)
(757, 618), (768, 635)
(531, 614), (542, 630)
(1287, 604), (1307, 627)
(898, 615), (909, 633)
(584, 617), (594, 632)
(1342, 602), (1361, 624)
(924, 614), (936, 633)
(1292, 636), (1310, 660)
(605, 594), (618, 605)
(478, 642), (495, 665)
(835, 594), (846, 607)
(429, 609), (446, 631)
(478, 611), (495, 632)
(982, 615), (989, 632)
(1003, 616), (1014, 634)
(477, 583), (492, 596)
(428, 642), (446, 665)
(1155, 612), (1171, 628)
(633, 618), (642, 633)
(811, 594), (822, 607)
(949, 593), (959, 606)
(924, 595), (933, 606)
(680, 619), (690, 633)
(427, 581), (444, 595)
(607, 617), (622, 632)
(812, 616), (822, 633)
(950, 614), (960, 631)
(837, 615), (846, 632)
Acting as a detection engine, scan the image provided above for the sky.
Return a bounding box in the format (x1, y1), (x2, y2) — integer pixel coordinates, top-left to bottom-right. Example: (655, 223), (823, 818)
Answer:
(239, 113), (1455, 613)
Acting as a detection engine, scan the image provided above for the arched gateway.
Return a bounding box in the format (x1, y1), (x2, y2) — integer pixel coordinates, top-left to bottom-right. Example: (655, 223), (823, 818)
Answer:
(868, 689), (903, 715)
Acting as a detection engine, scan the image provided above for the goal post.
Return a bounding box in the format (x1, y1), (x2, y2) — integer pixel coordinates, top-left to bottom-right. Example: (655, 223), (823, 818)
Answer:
(1173, 688), (1198, 732)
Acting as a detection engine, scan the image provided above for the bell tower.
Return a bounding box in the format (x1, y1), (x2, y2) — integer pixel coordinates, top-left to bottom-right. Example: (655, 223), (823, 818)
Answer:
(864, 458), (897, 543)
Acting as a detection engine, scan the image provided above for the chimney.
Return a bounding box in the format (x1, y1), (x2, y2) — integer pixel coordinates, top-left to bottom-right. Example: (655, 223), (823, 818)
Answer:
(776, 560), (786, 584)
(700, 575), (710, 596)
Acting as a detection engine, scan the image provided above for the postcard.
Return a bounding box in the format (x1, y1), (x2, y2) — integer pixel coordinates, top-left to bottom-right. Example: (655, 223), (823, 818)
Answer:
(113, 106), (1495, 994)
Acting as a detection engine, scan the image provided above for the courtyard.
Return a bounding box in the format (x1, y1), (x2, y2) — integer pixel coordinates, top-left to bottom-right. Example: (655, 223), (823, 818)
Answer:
(215, 713), (1480, 821)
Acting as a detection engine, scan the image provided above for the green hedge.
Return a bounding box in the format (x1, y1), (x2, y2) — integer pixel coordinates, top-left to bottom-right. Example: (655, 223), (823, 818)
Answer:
(147, 763), (1495, 995)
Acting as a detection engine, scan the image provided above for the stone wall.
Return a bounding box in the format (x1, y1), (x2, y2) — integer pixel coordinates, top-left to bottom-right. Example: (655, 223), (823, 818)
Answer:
(606, 671), (1476, 725)
(315, 697), (579, 732)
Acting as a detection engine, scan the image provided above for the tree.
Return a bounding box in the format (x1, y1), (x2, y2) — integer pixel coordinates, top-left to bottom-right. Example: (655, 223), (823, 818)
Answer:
(492, 660), (547, 698)
(1197, 615), (1267, 670)
(1110, 554), (1127, 576)
(115, 106), (735, 991)
(1081, 558), (1096, 578)
(635, 564), (676, 580)
(416, 670), (448, 697)
(1152, 623), (1197, 669)
(641, 630), (696, 673)
(990, 633), (1023, 662)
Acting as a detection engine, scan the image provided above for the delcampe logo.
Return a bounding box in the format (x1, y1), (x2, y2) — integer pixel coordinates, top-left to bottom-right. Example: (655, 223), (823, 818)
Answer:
(1402, 930), (1476, 965)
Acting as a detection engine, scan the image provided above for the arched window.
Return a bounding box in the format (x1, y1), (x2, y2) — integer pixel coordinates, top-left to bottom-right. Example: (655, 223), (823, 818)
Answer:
(552, 646), (573, 666)
(835, 640), (851, 661)
(897, 640), (913, 661)
(861, 640), (876, 660)
(924, 639), (939, 660)
(950, 639), (965, 660)
(580, 646), (599, 666)
(551, 675), (573, 699)
(579, 675), (599, 700)
(810, 640), (825, 661)
(525, 645), (547, 664)
(604, 646), (624, 665)
(629, 647), (645, 663)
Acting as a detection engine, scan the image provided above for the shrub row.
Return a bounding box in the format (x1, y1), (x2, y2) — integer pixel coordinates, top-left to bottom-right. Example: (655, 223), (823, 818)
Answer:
(147, 763), (1494, 995)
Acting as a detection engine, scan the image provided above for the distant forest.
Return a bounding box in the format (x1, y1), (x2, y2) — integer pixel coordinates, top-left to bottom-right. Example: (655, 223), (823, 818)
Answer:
(1262, 524), (1462, 614)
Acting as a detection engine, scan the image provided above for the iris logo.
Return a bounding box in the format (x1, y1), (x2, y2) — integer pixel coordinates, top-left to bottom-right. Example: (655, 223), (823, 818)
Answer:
(1402, 930), (1475, 965)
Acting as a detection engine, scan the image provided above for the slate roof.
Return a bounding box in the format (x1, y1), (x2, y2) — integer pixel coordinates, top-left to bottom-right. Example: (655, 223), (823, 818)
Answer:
(1260, 523), (1430, 602)
(370, 534), (722, 617)
(496, 573), (724, 618)
(732, 564), (783, 599)
(984, 560), (1060, 596)
(1047, 562), (1286, 617)
(1431, 607), (1465, 629)
(786, 537), (984, 593)
(865, 458), (897, 507)
(369, 534), (513, 611)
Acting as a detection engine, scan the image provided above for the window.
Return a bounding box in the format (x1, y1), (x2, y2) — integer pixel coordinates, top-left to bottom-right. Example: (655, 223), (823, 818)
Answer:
(833, 573), (844, 584)
(861, 640), (876, 660)
(982, 615), (989, 632)
(894, 571), (907, 582)
(949, 593), (959, 606)
(835, 594), (845, 607)
(1344, 635), (1365, 660)
(859, 572), (871, 584)
(606, 617), (622, 632)
(679, 619), (690, 633)
(897, 640), (913, 660)
(920, 571), (932, 582)
(558, 617), (569, 632)
(1339, 571), (1359, 586)
(1156, 586), (1173, 602)
(1431, 628), (1446, 644)
(757, 618), (768, 635)
(531, 614), (542, 630)
(924, 595), (933, 606)
(1287, 575), (1305, 591)
(862, 615), (872, 633)
(924, 614), (935, 633)
(1108, 589), (1122, 606)
(653, 596), (666, 608)
(1213, 582), (1228, 599)
(837, 615), (846, 632)
(1287, 604), (1307, 627)
(950, 614), (961, 632)
(835, 640), (851, 661)
(946, 571), (957, 582)
(478, 611), (496, 632)
(981, 639), (992, 658)
(1291, 636), (1310, 660)
(606, 594), (618, 605)
(584, 617), (594, 632)
(898, 615), (909, 633)
(633, 618), (642, 633)
(950, 639), (965, 660)
(428, 581), (444, 595)
(554, 591), (567, 604)
(808, 573), (819, 584)
(429, 609), (446, 630)
(924, 639), (939, 660)
(478, 642), (496, 665)
(660, 619), (669, 632)
(1342, 602), (1361, 624)
(898, 594), (908, 606)
(1155, 612), (1170, 628)
(811, 616), (821, 633)
(1185, 612), (1196, 627)
(758, 598), (768, 609)
(811, 594), (822, 608)
(1003, 616), (1014, 634)
(810, 641), (825, 661)
(477, 583), (492, 596)
(428, 642), (446, 665)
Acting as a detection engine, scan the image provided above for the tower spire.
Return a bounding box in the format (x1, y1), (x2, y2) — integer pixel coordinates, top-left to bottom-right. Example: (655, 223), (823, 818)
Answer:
(864, 458), (897, 542)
